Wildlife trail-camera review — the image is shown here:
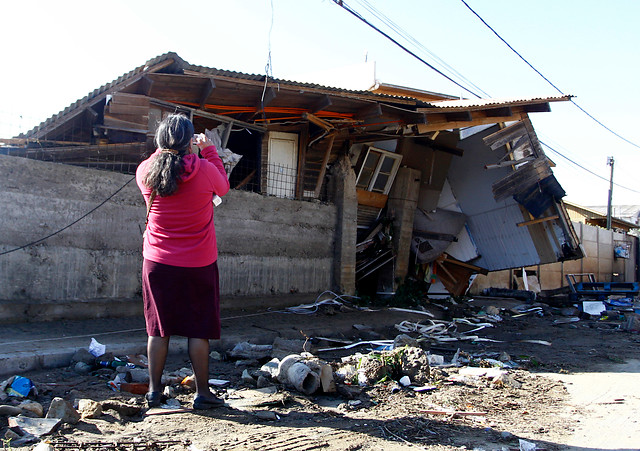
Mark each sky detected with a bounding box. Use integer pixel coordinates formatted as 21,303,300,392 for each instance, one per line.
1,0,639,208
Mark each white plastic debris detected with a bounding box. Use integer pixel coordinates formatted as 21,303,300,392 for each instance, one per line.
519,439,537,451
399,376,411,386
89,338,106,357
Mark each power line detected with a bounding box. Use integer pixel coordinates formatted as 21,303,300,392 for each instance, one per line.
332,0,482,98
540,140,640,194
460,0,640,150
0,176,137,257
352,0,491,97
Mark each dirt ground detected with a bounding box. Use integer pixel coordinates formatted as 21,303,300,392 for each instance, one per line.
2,297,640,451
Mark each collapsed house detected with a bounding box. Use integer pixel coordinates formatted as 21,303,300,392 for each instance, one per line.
0,52,583,310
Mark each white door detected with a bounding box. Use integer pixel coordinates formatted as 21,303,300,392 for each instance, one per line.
267,132,298,198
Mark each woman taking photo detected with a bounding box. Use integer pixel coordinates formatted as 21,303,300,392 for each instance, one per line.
136,114,230,409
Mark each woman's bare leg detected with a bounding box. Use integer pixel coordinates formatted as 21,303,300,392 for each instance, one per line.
188,337,214,397
147,335,170,393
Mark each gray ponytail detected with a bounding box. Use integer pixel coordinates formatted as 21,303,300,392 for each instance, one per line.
143,114,195,197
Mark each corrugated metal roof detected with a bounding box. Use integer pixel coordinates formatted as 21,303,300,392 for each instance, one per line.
427,95,573,110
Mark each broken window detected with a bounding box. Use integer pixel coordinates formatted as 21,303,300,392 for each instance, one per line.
355,147,402,195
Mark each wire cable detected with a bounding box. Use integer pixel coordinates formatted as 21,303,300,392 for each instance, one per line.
0,176,136,257
540,140,640,194
352,0,491,98
332,0,482,98
460,0,640,150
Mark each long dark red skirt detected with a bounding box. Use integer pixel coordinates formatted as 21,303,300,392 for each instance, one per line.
142,259,221,339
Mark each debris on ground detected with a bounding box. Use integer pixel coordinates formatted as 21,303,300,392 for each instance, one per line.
2,291,639,449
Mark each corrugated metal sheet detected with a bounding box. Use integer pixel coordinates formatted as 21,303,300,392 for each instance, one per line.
447,124,566,271
427,95,572,110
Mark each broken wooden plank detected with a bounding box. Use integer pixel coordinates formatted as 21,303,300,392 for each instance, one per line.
492,159,553,200
482,121,528,150
302,112,334,131
485,156,535,170
517,215,560,227
356,189,388,209
313,133,336,198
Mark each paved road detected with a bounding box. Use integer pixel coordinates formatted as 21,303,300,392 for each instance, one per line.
543,360,640,450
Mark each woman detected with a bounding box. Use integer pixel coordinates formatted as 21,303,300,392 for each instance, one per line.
136,114,230,409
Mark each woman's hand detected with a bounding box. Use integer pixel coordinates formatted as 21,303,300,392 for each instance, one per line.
193,133,215,151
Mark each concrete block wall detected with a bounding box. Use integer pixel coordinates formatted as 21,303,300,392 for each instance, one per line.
0,155,338,322
215,189,336,296
0,155,144,305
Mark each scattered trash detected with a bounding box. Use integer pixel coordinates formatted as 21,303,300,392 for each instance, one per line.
8,416,61,438
282,291,360,315
519,438,537,451
582,301,606,315
208,378,231,388
89,338,106,358
3,375,36,398
553,317,580,325
399,376,411,386
120,383,150,395
413,385,438,392
271,337,308,360
428,354,445,366
623,313,640,332
229,342,273,360
420,409,487,417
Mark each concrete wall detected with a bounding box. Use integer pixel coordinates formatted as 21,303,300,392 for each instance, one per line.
470,221,638,293
0,155,337,321
215,190,336,296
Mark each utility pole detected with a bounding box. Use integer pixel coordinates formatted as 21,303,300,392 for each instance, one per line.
606,156,614,230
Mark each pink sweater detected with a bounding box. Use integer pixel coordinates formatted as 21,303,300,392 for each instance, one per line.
136,146,230,268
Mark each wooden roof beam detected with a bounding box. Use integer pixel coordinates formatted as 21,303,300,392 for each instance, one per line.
198,79,216,109
485,106,513,117
523,103,551,113
310,95,332,113
139,76,154,97
355,103,383,120
414,112,522,133
444,111,473,122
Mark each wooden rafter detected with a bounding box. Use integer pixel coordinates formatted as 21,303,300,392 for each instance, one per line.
313,133,336,198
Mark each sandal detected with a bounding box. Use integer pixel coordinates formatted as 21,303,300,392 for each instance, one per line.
145,391,164,408
193,394,225,410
